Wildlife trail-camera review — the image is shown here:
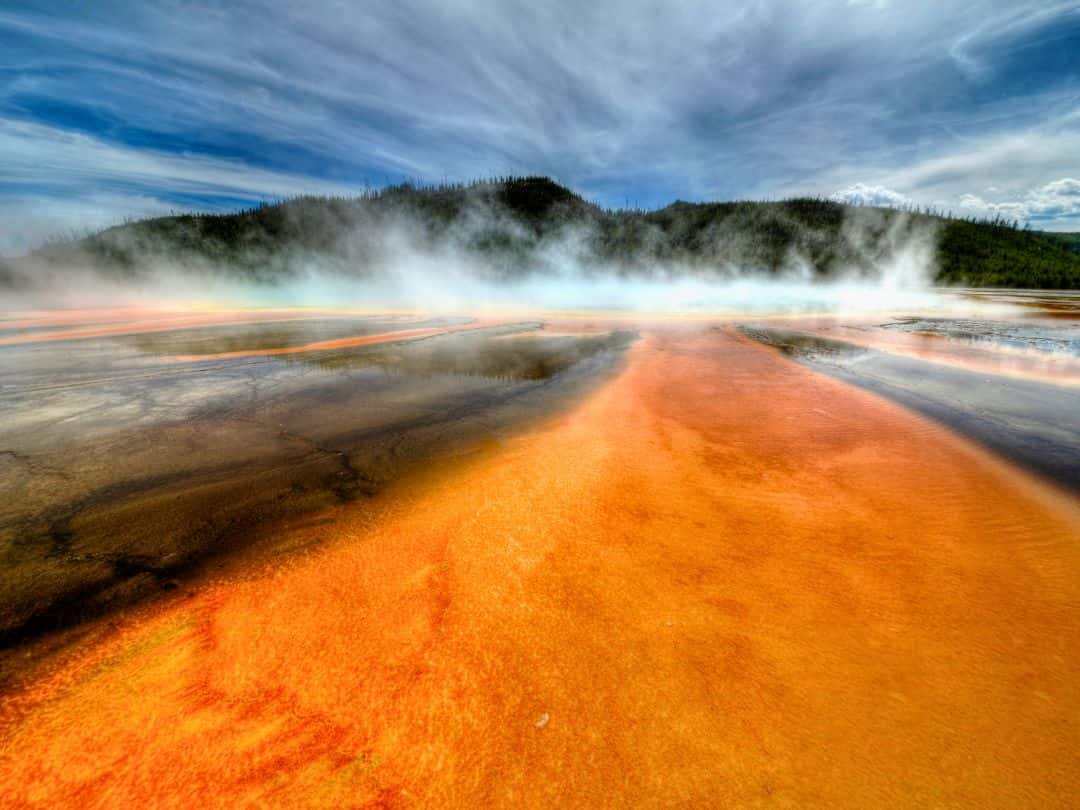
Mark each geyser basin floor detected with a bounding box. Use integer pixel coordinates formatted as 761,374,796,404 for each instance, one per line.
2,322,1078,807
0,312,635,644
740,325,1080,490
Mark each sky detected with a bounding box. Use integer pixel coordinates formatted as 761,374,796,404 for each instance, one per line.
1,0,1079,254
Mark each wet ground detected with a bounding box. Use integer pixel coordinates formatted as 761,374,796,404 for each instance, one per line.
0,312,635,644
0,292,1078,807
739,325,1080,490
737,291,1080,494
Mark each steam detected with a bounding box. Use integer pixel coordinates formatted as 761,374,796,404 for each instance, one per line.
0,193,954,316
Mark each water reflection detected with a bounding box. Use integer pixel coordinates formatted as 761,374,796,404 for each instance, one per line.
0,313,636,644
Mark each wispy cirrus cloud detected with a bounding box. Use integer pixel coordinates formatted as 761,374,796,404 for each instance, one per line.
1,0,1079,252
0,118,362,253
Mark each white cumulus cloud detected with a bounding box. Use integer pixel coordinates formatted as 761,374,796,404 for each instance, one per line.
829,183,911,208
957,178,1080,226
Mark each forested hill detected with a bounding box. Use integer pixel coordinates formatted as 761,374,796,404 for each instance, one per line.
1043,232,1080,257
12,177,1080,289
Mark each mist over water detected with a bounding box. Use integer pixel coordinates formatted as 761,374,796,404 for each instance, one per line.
1,208,972,316
0,265,957,318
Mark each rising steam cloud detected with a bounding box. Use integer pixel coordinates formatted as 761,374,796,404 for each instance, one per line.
1,188,949,316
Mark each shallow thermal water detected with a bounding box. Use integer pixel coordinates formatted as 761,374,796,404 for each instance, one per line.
738,318,1080,489
881,316,1080,356
0,312,635,643
0,290,1078,807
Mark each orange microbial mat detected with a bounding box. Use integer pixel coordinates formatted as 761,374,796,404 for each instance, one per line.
1,326,1079,808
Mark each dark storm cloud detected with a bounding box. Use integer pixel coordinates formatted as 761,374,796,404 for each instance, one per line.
1,0,1079,252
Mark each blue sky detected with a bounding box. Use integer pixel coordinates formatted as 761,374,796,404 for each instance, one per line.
1,0,1079,253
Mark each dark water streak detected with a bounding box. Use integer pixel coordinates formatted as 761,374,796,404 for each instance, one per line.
0,322,636,648
741,326,1080,493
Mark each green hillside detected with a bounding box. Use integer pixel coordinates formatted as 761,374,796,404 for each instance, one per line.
16,177,1080,289
1042,232,1080,256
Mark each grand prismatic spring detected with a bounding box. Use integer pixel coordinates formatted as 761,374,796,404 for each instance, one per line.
5,3,1080,806
0,292,1078,807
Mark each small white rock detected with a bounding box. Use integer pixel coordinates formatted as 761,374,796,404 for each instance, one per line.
535,712,550,729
